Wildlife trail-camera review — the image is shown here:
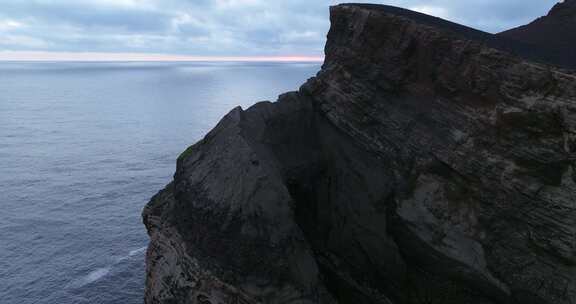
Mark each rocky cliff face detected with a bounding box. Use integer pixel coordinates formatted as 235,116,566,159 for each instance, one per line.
143,4,576,304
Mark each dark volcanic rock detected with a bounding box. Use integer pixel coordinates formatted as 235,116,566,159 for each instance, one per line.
143,3,576,304
498,0,576,69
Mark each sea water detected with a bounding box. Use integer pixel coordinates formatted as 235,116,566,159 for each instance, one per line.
0,61,320,304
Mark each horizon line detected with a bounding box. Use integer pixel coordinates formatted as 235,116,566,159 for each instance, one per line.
0,51,325,62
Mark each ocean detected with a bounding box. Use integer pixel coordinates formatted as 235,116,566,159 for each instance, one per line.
0,61,321,304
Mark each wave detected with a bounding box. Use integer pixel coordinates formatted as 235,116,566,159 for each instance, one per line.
67,267,110,289
68,246,147,289
129,246,147,257
83,268,110,285
117,246,147,262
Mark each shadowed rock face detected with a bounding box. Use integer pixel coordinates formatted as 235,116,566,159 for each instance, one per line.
143,3,576,304
498,0,576,69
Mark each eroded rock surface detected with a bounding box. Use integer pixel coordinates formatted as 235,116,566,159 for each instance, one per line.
144,4,576,304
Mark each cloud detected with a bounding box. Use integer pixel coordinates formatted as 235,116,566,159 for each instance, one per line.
0,19,25,31
409,5,450,19
1,35,49,48
0,0,561,56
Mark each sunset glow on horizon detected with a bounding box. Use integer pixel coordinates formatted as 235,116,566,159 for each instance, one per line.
0,51,325,62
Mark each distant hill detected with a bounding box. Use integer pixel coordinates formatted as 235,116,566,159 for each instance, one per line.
498,0,576,69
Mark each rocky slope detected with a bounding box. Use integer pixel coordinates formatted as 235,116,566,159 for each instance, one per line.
143,3,576,304
498,0,576,69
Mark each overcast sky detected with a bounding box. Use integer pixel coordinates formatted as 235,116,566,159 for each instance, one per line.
0,0,560,59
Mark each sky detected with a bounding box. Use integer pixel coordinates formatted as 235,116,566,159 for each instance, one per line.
0,0,561,61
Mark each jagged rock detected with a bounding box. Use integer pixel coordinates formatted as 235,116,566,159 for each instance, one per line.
143,3,576,304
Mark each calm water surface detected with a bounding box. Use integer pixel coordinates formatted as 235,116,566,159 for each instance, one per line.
0,61,321,304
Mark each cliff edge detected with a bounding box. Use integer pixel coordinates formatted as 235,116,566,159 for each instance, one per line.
143,3,576,304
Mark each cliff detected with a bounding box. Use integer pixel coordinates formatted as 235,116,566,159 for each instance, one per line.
143,3,576,304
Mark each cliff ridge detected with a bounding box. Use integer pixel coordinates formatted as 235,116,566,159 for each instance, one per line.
143,3,576,304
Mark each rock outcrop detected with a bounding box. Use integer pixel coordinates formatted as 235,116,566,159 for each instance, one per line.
143,3,576,304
